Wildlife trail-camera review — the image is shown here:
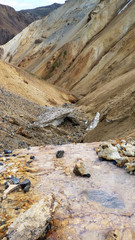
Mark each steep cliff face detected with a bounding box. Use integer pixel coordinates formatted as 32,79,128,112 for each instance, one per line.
0,3,61,45
1,0,135,141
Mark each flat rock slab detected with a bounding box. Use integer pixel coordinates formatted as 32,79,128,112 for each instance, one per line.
34,106,73,127
8,195,57,240
1,143,135,239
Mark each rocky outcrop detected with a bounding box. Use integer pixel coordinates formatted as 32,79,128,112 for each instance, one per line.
34,106,74,127
96,139,135,174
0,142,135,239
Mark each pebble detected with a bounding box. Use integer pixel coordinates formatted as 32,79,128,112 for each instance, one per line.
20,179,31,193
15,207,19,210
30,155,35,160
10,176,20,184
12,154,17,157
0,161,3,166
23,184,31,193
4,149,12,154
73,160,91,178
4,176,11,180
5,181,10,189
27,160,33,164
0,220,5,226
56,150,64,158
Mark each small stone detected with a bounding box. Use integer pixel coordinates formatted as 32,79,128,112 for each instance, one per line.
30,155,35,160
23,184,31,193
10,176,20,184
0,220,5,226
15,207,19,210
64,167,71,176
4,149,12,154
5,181,10,189
0,161,3,166
62,103,69,107
73,160,91,178
27,160,33,164
4,176,11,180
12,154,17,157
20,179,31,193
56,150,64,158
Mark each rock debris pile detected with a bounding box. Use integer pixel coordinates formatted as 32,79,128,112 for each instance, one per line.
97,138,135,174
0,88,89,151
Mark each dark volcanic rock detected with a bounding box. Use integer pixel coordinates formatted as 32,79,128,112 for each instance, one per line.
10,176,20,185
4,149,12,154
20,179,31,193
56,150,64,158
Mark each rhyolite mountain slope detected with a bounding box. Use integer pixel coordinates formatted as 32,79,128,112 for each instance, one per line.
0,3,61,45
19,3,62,20
1,0,135,141
0,59,74,106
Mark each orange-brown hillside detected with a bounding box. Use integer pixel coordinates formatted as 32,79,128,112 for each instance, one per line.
0,60,74,106
1,0,135,141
